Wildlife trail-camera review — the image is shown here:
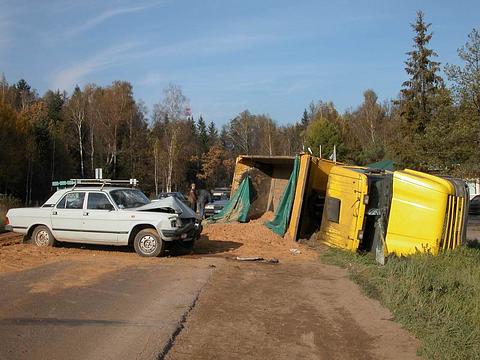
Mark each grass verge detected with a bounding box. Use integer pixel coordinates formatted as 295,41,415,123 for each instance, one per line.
320,245,480,359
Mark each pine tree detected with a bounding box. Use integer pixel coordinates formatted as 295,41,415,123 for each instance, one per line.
400,11,443,134
207,121,218,146
300,109,309,129
197,115,209,153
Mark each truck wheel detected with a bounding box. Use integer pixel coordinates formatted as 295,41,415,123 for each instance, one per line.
32,225,55,247
134,229,164,257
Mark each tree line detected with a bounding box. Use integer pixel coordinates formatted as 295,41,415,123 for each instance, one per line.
0,11,479,204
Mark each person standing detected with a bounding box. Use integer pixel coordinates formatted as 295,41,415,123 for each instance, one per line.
197,188,212,219
187,183,197,212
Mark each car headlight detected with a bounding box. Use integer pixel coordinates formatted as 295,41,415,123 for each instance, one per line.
169,216,179,227
205,205,214,210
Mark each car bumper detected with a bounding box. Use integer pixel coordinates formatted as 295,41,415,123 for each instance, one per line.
161,222,203,241
4,225,13,232
205,208,223,218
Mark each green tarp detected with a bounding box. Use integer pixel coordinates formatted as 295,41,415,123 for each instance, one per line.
264,156,300,237
207,176,252,223
367,159,394,171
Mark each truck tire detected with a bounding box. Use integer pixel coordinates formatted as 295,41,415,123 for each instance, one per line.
134,229,164,257
32,225,55,247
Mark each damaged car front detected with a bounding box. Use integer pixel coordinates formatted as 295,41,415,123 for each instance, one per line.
134,195,203,247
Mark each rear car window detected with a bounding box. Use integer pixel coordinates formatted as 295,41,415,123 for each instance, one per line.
87,193,113,210
326,197,341,223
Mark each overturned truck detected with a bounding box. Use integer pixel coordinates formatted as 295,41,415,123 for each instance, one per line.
231,154,469,259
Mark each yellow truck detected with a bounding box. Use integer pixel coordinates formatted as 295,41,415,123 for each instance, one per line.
231,154,469,259
317,166,469,261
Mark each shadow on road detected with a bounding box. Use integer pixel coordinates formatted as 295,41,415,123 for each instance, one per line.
53,234,243,257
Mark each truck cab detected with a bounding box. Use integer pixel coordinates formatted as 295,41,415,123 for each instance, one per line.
318,166,469,258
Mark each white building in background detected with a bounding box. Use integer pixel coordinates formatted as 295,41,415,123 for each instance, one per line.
466,179,480,199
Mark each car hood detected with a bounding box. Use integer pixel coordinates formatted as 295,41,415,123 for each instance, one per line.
135,197,200,220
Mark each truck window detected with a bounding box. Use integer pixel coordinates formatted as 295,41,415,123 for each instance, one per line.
326,197,341,223
87,193,113,210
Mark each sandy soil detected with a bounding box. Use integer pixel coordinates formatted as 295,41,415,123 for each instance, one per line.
0,213,315,274
166,261,420,360
0,220,421,359
196,213,317,262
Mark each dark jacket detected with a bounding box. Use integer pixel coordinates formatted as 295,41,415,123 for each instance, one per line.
197,189,212,205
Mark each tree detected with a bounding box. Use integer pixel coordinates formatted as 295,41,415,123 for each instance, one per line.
0,103,24,195
227,110,255,155
43,90,66,183
256,115,278,156
399,11,443,134
445,28,480,172
445,28,480,117
304,115,345,159
300,109,309,129
65,86,87,177
423,88,474,174
152,84,191,192
197,116,209,153
198,145,234,189
207,121,218,146
344,90,387,163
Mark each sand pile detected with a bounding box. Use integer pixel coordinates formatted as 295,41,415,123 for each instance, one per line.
195,212,317,262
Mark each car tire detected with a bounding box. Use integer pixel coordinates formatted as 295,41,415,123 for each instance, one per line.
134,229,164,257
32,225,55,247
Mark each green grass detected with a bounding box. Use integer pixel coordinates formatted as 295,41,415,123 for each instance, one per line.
321,245,480,359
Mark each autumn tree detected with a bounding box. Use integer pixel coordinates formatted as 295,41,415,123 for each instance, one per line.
445,28,480,118
198,145,235,189
65,86,87,177
343,90,387,163
152,84,191,193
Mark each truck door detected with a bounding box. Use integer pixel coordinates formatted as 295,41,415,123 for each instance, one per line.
318,167,367,251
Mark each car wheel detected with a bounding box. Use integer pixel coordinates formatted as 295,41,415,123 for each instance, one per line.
32,225,55,247
134,229,164,257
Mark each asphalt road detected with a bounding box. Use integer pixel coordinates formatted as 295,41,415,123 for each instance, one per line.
0,257,217,360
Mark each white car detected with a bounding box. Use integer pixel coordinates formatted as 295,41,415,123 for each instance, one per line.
5,186,202,257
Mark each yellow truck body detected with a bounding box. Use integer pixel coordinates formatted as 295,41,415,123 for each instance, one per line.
232,154,336,241
231,154,468,256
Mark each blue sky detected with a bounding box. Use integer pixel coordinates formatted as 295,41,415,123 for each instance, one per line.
0,0,478,125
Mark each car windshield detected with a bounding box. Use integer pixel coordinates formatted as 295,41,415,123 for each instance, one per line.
110,189,150,209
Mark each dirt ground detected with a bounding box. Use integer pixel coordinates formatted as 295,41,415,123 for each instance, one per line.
0,213,316,274
167,261,419,360
0,217,420,359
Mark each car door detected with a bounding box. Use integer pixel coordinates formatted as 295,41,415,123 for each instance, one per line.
51,191,86,242
80,192,120,244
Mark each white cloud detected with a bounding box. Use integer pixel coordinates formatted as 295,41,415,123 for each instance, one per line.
51,42,137,90
50,31,281,91
65,2,161,37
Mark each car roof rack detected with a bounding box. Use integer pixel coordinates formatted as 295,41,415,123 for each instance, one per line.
52,178,139,190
